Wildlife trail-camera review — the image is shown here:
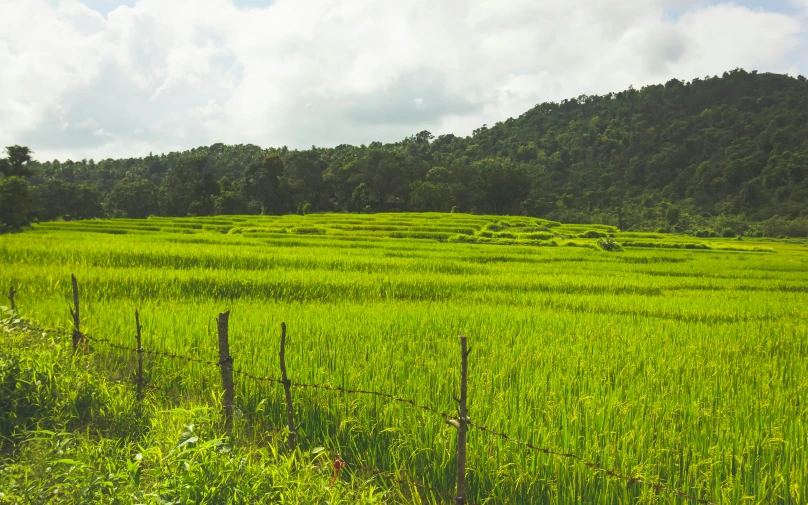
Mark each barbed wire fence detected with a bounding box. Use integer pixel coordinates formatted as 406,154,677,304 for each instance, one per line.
4,277,716,505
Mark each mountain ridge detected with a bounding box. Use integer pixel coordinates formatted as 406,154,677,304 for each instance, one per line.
2,68,807,237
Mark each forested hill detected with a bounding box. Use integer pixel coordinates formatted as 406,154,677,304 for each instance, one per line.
2,68,807,236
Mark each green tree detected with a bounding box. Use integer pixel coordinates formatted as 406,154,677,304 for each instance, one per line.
214,191,248,215
354,149,408,211
408,167,464,212
666,205,681,226
473,158,529,214
106,178,160,218
160,155,216,216
241,153,283,214
0,146,34,177
282,150,326,211
351,183,369,212
34,181,104,221
0,177,33,232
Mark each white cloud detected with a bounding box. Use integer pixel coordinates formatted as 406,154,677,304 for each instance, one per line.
0,0,804,161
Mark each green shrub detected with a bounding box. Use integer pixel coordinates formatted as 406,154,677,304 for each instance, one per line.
0,311,150,446
762,216,808,238
292,227,325,235
597,238,623,252
0,311,397,504
579,230,606,239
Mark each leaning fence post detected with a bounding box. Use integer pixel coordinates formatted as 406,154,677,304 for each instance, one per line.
217,311,234,430
8,286,15,311
451,335,470,505
279,322,297,450
135,309,144,401
70,274,81,351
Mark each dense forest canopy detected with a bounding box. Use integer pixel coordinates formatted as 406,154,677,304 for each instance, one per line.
2,68,807,237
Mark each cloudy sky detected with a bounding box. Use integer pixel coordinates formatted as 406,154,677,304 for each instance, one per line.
1,0,807,162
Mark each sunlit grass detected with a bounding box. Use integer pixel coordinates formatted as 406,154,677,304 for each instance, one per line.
1,212,806,504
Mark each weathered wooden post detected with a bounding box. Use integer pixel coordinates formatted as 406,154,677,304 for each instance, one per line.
70,274,81,351
135,309,144,401
450,335,470,505
217,311,234,430
279,322,297,450
8,286,15,311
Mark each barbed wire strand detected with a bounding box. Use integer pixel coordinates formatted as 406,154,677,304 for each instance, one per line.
53,327,713,504
210,409,472,504
80,333,452,416
292,381,453,418
468,421,714,505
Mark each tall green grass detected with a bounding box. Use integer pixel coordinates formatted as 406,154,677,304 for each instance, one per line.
0,311,402,504
1,213,806,504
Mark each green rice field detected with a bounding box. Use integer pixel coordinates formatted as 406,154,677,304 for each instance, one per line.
1,213,807,504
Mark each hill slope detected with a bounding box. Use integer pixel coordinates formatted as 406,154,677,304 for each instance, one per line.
2,68,807,236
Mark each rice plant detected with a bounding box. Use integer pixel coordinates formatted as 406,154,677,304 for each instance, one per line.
1,212,806,504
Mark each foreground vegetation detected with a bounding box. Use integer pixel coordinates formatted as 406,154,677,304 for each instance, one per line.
1,212,807,504
3,69,808,236
0,310,402,504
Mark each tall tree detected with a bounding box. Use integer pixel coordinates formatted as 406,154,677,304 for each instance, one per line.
0,177,33,232
106,178,160,218
34,181,104,221
241,153,284,214
354,148,409,211
0,146,34,177
160,155,217,216
282,149,326,211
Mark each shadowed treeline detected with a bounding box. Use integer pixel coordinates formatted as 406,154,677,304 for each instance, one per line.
2,69,808,236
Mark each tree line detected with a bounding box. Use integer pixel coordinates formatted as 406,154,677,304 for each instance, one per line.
2,68,807,237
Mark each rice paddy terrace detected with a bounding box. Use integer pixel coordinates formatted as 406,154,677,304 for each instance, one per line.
2,213,807,504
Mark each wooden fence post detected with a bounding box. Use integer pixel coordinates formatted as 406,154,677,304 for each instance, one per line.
135,309,144,401
279,322,297,450
453,335,470,505
217,311,234,430
8,286,15,311
70,274,81,351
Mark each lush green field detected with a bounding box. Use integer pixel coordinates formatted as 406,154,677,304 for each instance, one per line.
2,213,807,504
